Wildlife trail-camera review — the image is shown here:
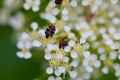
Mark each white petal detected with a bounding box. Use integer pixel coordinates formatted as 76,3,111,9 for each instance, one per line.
70,60,79,67
24,52,32,59
83,51,91,58
64,46,71,52
62,57,69,63
64,25,71,32
16,51,24,58
17,41,24,49
70,0,77,7
32,6,39,12
32,40,42,47
48,76,55,80
34,0,40,5
101,67,109,74
111,0,118,4
56,76,62,80
21,32,30,40
86,66,93,73
69,71,77,78
68,40,75,47
93,60,101,68
25,41,32,49
31,22,38,30
62,7,69,15
23,3,30,10
46,67,53,74
58,66,66,73
71,52,78,59
44,53,52,60
54,69,61,76
80,37,86,44
56,53,63,59
47,44,54,51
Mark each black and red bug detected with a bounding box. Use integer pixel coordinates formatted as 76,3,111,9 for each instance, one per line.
59,38,68,49
55,0,63,5
86,13,95,23
45,25,56,38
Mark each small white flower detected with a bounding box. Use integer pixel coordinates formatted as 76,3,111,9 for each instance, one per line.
46,67,53,74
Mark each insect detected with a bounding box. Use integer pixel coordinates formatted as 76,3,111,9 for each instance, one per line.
55,0,63,5
45,25,56,38
59,38,68,49
86,13,95,23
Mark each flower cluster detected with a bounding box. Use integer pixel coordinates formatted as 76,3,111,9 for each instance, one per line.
1,0,120,80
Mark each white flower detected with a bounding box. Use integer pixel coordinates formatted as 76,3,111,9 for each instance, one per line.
23,0,41,12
